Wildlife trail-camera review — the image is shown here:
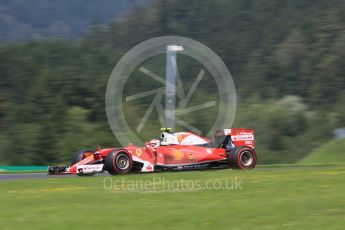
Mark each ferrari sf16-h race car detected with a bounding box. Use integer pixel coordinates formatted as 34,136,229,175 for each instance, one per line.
48,128,257,176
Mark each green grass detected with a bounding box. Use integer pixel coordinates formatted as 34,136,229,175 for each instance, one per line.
1,166,345,229
299,138,345,165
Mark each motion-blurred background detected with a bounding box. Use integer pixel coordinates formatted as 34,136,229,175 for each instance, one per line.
0,0,344,165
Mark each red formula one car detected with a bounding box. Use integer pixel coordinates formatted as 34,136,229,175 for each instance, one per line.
48,128,257,176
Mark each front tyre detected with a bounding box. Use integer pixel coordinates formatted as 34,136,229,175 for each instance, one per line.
228,146,257,169
71,150,93,165
71,150,96,176
105,150,133,175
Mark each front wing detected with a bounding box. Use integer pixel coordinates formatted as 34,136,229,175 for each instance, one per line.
48,164,104,175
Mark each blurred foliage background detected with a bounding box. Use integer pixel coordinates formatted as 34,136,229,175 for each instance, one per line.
0,0,344,165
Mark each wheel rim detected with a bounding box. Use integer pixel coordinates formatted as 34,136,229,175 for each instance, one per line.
115,153,130,170
239,150,254,167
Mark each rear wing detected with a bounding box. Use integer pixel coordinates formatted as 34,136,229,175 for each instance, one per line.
218,128,255,148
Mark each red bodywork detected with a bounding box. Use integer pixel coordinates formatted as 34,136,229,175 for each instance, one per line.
48,128,255,175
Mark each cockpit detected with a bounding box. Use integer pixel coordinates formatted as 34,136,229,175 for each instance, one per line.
159,129,209,146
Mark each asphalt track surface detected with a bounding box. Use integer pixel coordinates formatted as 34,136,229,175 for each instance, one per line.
0,166,335,181
0,172,111,180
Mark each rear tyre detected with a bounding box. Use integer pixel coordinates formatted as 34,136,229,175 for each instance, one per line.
71,150,96,176
228,146,257,169
105,149,133,175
